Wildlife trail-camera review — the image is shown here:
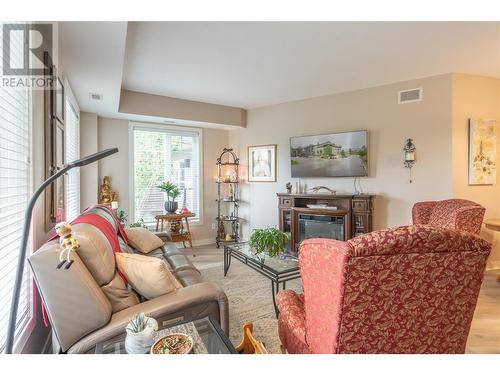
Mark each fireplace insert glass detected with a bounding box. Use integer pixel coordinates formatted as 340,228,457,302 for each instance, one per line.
298,213,345,243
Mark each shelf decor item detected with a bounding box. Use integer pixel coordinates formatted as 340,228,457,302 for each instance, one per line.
249,227,289,258
157,181,181,213
216,148,240,248
125,313,158,354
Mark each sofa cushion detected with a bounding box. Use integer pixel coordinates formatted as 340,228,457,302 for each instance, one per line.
101,273,140,313
125,228,164,254
115,252,182,299
174,269,203,286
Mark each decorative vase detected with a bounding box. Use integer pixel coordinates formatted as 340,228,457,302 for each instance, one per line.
164,201,178,213
125,317,158,354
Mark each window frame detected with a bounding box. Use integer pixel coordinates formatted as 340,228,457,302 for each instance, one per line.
128,122,204,227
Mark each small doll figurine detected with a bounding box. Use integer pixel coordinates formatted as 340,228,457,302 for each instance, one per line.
286,182,292,194
55,222,80,270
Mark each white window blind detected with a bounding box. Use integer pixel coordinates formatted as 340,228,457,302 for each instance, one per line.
65,101,80,221
0,23,33,352
132,124,201,225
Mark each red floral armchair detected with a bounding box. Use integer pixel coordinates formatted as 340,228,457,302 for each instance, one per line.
276,225,491,354
412,199,485,235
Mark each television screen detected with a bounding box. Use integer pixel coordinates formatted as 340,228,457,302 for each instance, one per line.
290,130,368,178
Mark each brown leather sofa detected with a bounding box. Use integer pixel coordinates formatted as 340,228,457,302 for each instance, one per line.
28,207,228,353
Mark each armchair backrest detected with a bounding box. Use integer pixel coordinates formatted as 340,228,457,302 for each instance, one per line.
412,199,485,235
299,225,491,353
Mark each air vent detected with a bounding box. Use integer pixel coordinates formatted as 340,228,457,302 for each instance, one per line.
89,93,103,101
398,88,422,104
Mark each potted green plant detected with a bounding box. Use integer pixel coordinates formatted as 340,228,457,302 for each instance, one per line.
157,181,181,213
116,208,127,226
249,227,289,258
130,218,148,229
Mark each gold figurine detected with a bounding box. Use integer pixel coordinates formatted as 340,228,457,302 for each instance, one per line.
99,176,116,204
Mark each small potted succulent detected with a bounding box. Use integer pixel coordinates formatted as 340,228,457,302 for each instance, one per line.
249,227,289,258
125,313,158,354
157,181,181,213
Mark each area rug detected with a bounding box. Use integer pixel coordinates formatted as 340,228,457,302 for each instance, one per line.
199,260,302,354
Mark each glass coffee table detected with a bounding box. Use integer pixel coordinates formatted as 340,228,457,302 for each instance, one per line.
92,316,236,354
223,242,301,317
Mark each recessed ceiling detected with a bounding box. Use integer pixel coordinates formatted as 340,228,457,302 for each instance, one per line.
61,21,500,117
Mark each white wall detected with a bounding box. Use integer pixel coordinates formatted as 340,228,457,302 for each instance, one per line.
95,117,229,244
229,74,454,238
451,73,500,269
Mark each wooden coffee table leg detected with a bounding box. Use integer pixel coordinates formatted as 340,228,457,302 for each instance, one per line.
155,218,159,232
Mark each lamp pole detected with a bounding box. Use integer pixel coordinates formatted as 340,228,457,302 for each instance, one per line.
4,148,118,354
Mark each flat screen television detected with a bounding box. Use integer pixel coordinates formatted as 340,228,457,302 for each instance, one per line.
290,130,368,178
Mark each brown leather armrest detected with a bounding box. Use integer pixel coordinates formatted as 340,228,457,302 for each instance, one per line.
67,282,229,353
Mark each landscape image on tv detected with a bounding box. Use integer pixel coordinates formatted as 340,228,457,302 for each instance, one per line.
290,130,368,177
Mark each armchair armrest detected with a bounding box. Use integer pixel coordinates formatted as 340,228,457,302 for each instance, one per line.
455,206,486,235
67,282,229,353
299,238,350,354
412,201,437,225
153,231,172,242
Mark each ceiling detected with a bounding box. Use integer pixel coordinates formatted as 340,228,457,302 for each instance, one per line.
60,21,500,120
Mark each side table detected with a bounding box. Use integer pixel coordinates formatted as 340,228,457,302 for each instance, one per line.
155,212,195,248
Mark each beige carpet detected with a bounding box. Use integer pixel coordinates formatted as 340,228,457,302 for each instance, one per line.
186,246,301,354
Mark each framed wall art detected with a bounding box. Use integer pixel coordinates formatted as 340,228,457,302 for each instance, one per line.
248,144,277,182
468,118,497,185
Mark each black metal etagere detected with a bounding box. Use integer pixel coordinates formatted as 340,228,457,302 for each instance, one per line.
216,148,240,248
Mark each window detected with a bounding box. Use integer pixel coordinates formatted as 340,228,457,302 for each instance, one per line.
65,99,80,221
131,123,202,225
0,24,33,352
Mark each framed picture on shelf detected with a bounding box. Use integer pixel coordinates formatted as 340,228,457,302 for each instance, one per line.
248,144,277,182
468,118,497,185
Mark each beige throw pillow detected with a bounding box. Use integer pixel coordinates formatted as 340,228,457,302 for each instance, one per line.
125,227,164,254
115,252,182,299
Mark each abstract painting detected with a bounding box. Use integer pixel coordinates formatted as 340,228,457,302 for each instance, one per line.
469,118,497,185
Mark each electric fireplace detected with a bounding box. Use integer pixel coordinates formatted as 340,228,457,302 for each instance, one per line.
297,213,345,243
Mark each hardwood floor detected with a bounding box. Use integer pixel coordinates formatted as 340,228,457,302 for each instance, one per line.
466,270,500,353
185,244,500,354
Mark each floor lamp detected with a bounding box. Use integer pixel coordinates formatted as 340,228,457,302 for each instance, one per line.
4,147,119,354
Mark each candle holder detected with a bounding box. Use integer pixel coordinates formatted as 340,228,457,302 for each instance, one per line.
403,138,416,183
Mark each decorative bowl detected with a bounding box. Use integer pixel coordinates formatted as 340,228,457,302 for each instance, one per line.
150,333,194,354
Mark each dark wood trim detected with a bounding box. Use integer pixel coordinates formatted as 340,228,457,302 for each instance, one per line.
277,193,374,255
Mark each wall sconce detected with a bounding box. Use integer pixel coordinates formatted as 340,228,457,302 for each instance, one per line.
403,138,416,183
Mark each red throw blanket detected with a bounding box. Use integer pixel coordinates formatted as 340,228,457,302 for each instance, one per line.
43,207,129,327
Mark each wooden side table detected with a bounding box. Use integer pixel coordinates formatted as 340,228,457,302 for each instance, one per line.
484,218,500,282
155,212,195,248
